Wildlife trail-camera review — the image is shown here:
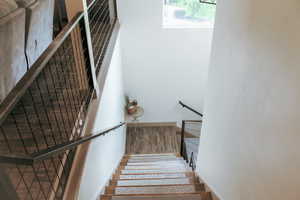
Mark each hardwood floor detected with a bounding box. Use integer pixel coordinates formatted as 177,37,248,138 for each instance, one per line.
126,125,180,154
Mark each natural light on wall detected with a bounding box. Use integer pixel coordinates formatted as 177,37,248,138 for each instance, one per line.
163,0,216,28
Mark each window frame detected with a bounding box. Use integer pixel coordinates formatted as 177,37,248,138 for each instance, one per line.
162,0,216,29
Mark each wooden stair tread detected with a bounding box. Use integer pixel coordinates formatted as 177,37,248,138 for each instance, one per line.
125,153,178,157
101,192,212,200
117,172,193,180
106,184,205,195
102,154,212,200
112,177,199,186
126,155,177,159
126,156,178,160
126,158,183,163
124,161,187,166
124,164,187,170
121,169,192,174
111,176,196,181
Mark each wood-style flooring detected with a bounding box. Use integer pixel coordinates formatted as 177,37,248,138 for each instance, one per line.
126,126,180,154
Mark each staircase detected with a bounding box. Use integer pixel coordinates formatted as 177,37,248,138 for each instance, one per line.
101,153,212,200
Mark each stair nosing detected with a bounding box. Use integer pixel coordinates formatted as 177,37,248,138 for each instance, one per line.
102,192,207,197
108,183,202,188
118,172,192,175
102,191,209,195
111,177,197,181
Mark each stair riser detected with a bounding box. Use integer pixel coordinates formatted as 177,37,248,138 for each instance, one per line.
105,184,205,195
109,178,200,186
113,172,194,180
124,153,180,158
126,158,183,163
120,169,191,174
124,161,186,165
120,161,186,167
101,193,212,200
125,157,178,161
123,164,187,170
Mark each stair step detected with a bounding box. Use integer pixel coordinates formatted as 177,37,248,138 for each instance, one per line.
127,158,183,163
112,178,198,186
104,154,210,200
123,164,186,170
127,153,178,157
126,156,178,160
101,192,212,200
121,169,191,174
117,173,193,180
106,184,205,195
125,160,186,166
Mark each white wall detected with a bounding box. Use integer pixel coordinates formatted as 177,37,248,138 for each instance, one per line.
117,0,213,122
78,34,126,200
197,0,300,199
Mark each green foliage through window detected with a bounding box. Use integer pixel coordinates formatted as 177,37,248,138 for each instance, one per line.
167,0,216,21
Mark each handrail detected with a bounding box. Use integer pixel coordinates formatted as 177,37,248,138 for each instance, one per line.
183,120,202,123
189,152,196,171
180,120,202,157
0,122,125,165
179,101,203,117
199,0,216,5
0,12,84,125
180,119,201,171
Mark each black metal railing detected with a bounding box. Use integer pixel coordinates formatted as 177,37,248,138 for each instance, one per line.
179,101,203,171
0,12,94,200
179,100,203,117
180,119,202,166
189,152,196,170
0,123,125,165
88,0,117,75
180,120,202,171
199,0,217,5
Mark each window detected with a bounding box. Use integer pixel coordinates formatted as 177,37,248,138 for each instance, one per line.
163,0,216,28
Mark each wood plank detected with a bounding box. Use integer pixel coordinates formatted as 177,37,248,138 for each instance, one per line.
113,172,194,180
110,177,200,186
101,192,212,200
105,184,205,195
125,126,180,154
127,122,177,127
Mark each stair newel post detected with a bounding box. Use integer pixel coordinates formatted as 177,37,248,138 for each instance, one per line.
180,120,185,158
